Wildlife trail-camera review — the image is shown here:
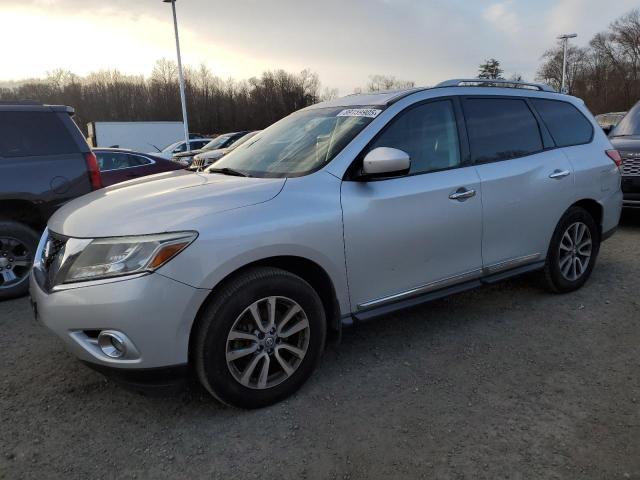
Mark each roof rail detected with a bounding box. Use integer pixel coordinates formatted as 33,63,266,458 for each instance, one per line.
436,78,556,93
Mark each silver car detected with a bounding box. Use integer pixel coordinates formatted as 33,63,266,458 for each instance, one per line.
30,79,623,409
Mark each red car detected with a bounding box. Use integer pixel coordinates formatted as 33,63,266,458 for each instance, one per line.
94,148,186,187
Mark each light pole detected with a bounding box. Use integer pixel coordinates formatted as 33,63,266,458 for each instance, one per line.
557,33,577,94
163,0,190,151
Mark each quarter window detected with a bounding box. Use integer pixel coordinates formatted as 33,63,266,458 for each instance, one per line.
368,100,461,175
463,98,543,163
531,99,593,147
0,111,77,158
96,152,151,171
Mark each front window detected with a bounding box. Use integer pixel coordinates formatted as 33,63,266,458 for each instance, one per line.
211,107,380,177
611,104,640,137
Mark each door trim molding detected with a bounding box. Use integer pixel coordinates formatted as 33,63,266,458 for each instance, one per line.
357,269,483,311
356,252,542,312
482,253,541,275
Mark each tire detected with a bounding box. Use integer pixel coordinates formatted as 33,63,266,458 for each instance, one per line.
0,221,40,301
193,267,326,409
543,206,600,293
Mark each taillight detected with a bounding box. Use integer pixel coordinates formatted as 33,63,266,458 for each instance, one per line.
84,152,103,190
606,149,623,168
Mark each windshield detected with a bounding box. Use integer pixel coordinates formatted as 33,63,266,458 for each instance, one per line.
211,107,380,178
161,140,182,153
611,104,640,137
203,135,232,151
228,131,259,151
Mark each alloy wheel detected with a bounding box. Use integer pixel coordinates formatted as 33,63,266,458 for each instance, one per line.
558,221,592,282
0,237,32,290
225,296,310,390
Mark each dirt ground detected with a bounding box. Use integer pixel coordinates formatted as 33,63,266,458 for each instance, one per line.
1,211,639,480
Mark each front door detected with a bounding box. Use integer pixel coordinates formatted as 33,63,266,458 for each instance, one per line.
341,99,484,311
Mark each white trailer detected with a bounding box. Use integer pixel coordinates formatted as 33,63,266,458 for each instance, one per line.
86,121,186,152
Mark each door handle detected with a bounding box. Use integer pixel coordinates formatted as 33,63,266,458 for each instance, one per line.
549,169,570,179
449,187,476,201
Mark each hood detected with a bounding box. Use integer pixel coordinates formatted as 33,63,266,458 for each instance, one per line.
173,148,206,158
49,170,286,238
610,135,640,152
198,148,228,160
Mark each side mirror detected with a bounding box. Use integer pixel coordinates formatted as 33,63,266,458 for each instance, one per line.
361,147,410,177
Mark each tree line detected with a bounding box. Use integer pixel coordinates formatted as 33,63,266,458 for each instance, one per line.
0,60,322,136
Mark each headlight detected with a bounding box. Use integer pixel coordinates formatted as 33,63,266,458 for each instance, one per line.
60,232,197,284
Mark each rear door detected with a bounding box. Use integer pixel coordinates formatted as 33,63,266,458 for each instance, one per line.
462,96,575,271
341,99,484,311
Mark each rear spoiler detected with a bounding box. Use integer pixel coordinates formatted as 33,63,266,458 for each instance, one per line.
48,105,75,115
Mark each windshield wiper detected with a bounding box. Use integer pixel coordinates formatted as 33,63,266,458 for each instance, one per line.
206,167,249,177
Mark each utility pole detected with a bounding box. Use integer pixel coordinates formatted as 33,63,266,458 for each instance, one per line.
557,33,577,94
163,0,190,150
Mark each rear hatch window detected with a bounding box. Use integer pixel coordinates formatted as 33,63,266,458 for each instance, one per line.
0,111,78,157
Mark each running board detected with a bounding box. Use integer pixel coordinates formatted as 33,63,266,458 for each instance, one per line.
347,260,545,323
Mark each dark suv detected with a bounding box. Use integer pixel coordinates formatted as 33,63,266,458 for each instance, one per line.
0,102,101,299
609,102,640,208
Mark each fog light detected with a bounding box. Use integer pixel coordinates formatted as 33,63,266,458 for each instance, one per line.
98,331,127,358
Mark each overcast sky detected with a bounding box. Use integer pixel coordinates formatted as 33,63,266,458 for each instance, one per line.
1,0,638,94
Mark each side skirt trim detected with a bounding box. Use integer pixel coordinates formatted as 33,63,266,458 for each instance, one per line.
348,260,545,324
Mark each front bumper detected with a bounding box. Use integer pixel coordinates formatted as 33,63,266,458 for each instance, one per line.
30,272,210,370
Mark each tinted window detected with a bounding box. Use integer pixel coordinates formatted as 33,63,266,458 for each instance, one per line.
532,99,593,146
463,98,542,163
126,154,152,166
96,152,150,171
611,102,640,137
369,100,460,175
0,111,77,158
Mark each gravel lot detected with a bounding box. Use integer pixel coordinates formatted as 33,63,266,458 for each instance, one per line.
1,211,639,480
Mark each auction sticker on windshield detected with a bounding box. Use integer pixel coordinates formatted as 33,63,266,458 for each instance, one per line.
337,108,382,118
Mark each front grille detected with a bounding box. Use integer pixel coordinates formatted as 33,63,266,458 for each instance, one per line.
191,157,205,169
620,152,640,176
34,231,68,292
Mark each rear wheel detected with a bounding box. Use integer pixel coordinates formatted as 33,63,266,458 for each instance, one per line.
543,207,600,293
194,267,326,409
0,221,39,300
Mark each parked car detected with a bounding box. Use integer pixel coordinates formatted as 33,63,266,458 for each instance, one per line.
31,79,622,408
94,148,186,187
609,102,640,208
191,131,260,170
172,131,251,166
0,102,101,300
152,138,212,159
595,112,626,134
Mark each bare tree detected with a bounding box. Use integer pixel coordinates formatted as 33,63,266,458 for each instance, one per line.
536,8,640,113
364,74,415,92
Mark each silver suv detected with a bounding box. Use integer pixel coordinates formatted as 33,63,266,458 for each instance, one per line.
30,79,623,409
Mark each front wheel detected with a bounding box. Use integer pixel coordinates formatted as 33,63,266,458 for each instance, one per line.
543,206,600,293
193,267,326,409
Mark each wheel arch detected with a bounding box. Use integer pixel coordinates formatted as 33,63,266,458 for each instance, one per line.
188,255,343,363
0,199,46,231
570,199,603,237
